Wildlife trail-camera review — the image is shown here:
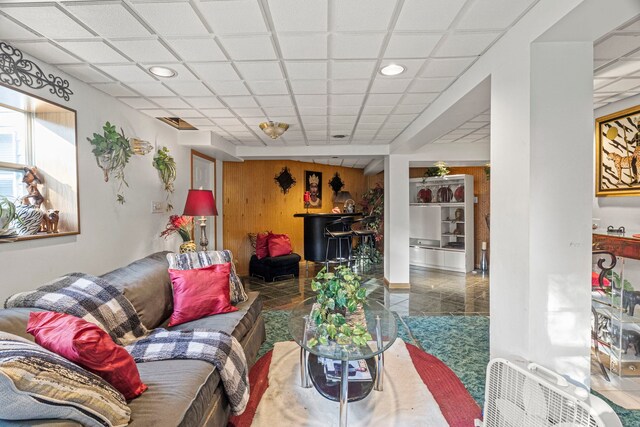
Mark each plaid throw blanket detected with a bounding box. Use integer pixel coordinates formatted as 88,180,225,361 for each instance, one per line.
5,273,249,415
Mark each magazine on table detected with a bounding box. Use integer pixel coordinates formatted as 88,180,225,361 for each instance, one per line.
319,357,372,382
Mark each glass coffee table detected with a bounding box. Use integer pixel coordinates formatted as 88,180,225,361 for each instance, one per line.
289,298,397,427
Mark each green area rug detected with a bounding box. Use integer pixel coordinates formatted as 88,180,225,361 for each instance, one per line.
260,310,638,426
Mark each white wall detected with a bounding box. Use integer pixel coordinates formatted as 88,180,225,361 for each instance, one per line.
0,52,191,302
593,93,640,231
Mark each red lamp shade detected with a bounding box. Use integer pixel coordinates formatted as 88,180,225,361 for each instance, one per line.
183,189,218,216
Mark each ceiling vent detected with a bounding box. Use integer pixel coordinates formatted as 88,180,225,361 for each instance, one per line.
157,117,197,130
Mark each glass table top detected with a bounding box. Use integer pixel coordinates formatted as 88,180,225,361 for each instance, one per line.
289,297,398,361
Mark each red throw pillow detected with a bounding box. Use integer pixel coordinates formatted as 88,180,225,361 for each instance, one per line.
268,233,293,257
168,262,238,327
592,271,611,287
255,232,271,259
27,311,147,400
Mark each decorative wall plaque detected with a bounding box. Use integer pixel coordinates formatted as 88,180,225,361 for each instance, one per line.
328,172,345,195
0,41,73,101
275,166,296,194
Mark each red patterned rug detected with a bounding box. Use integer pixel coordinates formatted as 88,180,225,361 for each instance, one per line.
229,340,481,427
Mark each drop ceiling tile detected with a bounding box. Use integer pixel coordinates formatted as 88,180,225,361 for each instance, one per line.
362,105,393,114
57,41,128,64
359,115,387,124
108,39,176,63
366,93,402,106
306,130,328,137
387,114,417,123
2,5,93,39
186,118,215,126
200,108,235,118
331,115,357,124
191,62,241,81
459,121,487,130
421,57,475,77
356,123,382,131
379,58,426,78
0,15,40,39
118,97,158,109
393,104,425,114
434,33,499,57
165,38,226,61
242,117,267,126
380,122,409,130
262,107,298,117
10,41,81,65
65,3,150,38
163,80,213,96
595,35,640,60
305,125,327,132
279,34,328,60
330,79,370,94
290,80,328,94
384,33,442,59
184,97,224,108
256,95,293,107
199,0,268,34
132,2,208,36
330,106,360,115
222,96,259,108
594,78,617,90
127,82,175,97
98,64,155,82
596,60,640,78
370,78,412,93
57,64,113,83
330,33,385,59
331,60,376,79
234,108,265,116
221,126,251,133
457,0,534,30
330,94,365,106
170,109,203,118
247,80,289,95
395,0,465,31
410,77,455,93
151,64,198,81
92,83,138,97
219,35,277,60
285,61,328,79
298,107,327,115
140,109,171,118
268,0,328,32
303,115,327,123
598,78,640,93
471,113,490,122
207,81,249,96
236,62,284,80
331,0,396,32
296,95,327,107
214,118,243,127
149,97,190,109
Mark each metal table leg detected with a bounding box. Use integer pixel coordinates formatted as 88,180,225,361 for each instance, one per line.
340,356,349,427
300,315,311,388
374,315,384,391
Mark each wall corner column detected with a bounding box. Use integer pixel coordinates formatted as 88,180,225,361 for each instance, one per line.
384,154,410,287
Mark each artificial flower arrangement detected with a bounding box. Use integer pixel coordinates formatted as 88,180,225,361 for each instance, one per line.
160,215,193,242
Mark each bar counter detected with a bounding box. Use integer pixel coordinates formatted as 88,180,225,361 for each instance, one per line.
293,212,361,262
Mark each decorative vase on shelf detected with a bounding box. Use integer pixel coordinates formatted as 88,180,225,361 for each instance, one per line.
180,240,196,254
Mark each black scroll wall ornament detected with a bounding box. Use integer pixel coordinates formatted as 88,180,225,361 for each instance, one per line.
329,172,345,195
0,41,73,101
274,166,296,194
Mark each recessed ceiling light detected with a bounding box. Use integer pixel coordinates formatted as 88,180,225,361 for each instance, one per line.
380,64,405,76
148,66,177,78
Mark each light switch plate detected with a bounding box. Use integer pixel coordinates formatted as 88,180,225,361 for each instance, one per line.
152,201,165,213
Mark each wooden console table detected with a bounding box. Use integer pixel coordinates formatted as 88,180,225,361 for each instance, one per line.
593,232,640,261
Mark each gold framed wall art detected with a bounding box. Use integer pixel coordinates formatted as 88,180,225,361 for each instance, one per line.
595,104,640,197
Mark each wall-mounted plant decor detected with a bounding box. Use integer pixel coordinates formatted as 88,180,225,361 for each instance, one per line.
328,172,345,195
153,146,177,211
274,166,296,194
87,122,133,204
0,41,73,101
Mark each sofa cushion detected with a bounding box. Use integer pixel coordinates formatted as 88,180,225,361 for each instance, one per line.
100,252,173,330
258,253,302,267
0,332,131,427
0,307,41,341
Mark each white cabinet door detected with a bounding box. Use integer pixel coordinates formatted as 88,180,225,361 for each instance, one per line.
410,246,426,266
425,248,444,267
444,251,465,271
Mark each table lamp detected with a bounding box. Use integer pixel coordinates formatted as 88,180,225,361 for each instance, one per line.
334,191,355,213
183,189,218,251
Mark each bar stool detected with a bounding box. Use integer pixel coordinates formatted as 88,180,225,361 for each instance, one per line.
351,216,377,271
324,217,354,269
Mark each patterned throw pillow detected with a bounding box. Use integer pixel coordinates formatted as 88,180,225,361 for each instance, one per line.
0,332,131,427
166,250,249,304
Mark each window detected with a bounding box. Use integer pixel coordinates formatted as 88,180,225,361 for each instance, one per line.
0,105,28,200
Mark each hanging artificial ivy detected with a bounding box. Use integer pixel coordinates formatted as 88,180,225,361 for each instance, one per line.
153,146,177,211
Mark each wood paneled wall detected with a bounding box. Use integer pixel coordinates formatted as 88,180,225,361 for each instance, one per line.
409,167,490,268
223,160,368,275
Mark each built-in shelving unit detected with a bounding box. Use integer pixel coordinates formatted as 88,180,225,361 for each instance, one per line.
409,175,474,272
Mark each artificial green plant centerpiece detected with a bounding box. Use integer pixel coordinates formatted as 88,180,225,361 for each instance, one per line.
152,146,177,211
87,122,133,204
307,266,372,348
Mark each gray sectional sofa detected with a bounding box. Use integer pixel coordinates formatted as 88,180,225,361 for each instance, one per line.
0,252,266,426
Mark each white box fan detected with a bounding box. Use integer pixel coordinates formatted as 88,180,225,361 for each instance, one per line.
476,358,622,427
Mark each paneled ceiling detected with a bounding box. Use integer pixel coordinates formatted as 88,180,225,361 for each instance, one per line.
1,1,638,165
0,0,540,151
